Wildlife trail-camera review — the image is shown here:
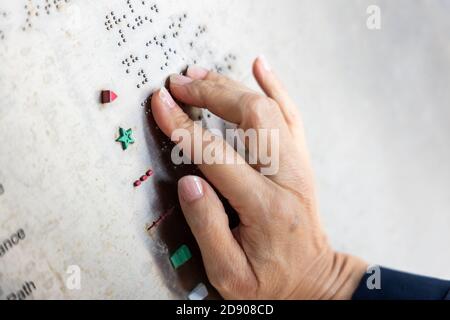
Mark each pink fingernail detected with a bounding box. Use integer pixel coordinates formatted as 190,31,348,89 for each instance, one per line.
179,176,204,202
170,74,194,86
258,55,271,72
187,65,209,79
159,87,176,109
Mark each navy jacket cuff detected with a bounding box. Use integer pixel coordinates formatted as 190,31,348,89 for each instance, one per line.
352,267,450,300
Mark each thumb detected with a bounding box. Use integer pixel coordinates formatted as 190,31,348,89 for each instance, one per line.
178,175,256,297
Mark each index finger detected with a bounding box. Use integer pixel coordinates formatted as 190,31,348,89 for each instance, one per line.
151,87,270,225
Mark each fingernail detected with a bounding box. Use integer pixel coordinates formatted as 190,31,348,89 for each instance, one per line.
170,74,193,86
179,176,204,202
258,55,271,72
159,87,176,109
187,65,209,79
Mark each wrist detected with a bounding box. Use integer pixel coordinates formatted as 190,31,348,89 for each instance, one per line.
290,249,367,300
323,251,368,300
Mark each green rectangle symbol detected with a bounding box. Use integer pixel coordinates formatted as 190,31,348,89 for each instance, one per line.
170,244,192,269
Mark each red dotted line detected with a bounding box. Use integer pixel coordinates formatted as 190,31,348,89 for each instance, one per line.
147,207,174,231
133,169,153,187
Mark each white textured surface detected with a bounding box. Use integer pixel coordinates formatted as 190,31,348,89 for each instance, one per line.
0,0,449,299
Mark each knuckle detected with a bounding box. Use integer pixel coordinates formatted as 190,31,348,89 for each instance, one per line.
205,70,230,82
195,208,228,238
269,191,299,225
205,71,220,82
186,79,203,97
173,110,193,131
244,94,267,110
191,80,215,102
242,94,279,126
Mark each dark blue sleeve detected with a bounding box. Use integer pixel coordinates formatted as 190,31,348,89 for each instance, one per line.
352,267,450,300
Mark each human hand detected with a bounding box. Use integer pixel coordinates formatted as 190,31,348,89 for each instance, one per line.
151,56,367,299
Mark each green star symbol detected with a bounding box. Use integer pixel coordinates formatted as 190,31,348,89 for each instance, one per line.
116,127,135,150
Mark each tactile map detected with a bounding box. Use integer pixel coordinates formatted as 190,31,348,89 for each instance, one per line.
2,0,450,300
0,0,249,299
